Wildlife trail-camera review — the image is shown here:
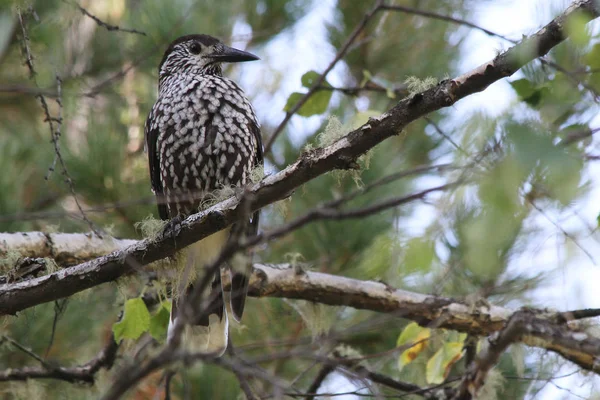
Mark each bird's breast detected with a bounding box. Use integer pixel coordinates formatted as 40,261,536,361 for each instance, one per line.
154,75,258,215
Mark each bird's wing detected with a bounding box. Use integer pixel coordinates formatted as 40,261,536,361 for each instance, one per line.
229,116,263,322
249,117,263,236
144,111,170,220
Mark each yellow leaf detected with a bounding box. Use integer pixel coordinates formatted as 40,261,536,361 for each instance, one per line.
397,322,431,371
426,342,465,384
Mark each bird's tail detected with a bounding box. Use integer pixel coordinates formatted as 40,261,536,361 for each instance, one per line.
228,210,260,321
228,255,251,322
167,230,230,355
167,275,228,355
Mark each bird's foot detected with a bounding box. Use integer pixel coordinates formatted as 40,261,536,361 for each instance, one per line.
162,214,184,239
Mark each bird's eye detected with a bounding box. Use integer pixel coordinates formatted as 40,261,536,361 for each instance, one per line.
189,42,202,55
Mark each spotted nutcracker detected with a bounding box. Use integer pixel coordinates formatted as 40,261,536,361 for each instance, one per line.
145,34,262,354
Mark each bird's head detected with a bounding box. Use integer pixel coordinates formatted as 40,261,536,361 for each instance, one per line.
158,34,259,80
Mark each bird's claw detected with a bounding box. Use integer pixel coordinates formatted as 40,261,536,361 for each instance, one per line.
162,214,184,239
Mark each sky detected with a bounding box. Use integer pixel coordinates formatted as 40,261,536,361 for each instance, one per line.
237,0,600,398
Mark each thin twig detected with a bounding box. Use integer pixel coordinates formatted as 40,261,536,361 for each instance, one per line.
528,198,596,264
317,81,407,97
244,182,458,251
560,126,600,146
0,333,119,383
2,335,55,369
264,0,385,154
71,1,146,36
17,8,101,236
558,308,600,321
424,117,468,156
0,84,58,97
380,4,516,43
227,343,259,400
45,298,69,357
453,311,528,400
305,365,335,400
540,58,600,101
352,365,458,399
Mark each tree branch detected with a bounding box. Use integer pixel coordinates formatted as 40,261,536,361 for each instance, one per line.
0,333,119,383
3,233,600,377
451,309,585,400
0,232,137,266
351,364,457,399
71,1,146,36
380,4,515,42
305,364,335,400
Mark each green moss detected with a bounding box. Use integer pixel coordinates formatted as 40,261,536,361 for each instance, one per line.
43,257,59,274
0,250,21,274
285,300,337,340
318,116,345,148
134,215,168,240
41,224,60,234
198,186,236,212
404,75,438,96
250,164,265,183
334,344,363,360
273,197,292,218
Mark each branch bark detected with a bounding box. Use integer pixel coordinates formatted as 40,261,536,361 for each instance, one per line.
2,232,600,376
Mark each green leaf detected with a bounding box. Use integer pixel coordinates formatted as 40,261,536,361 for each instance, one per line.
545,151,583,205
426,342,465,384
510,79,536,98
403,237,435,274
112,298,151,343
565,12,592,47
397,322,430,372
283,70,333,117
584,44,600,69
509,79,547,107
284,91,332,117
355,233,394,280
149,302,171,343
301,70,324,88
360,69,373,87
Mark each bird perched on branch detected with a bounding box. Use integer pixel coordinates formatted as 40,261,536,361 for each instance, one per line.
145,34,262,355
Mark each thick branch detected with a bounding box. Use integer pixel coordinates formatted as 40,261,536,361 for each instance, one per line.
3,233,600,376
2,0,596,317
0,232,136,266
248,265,600,376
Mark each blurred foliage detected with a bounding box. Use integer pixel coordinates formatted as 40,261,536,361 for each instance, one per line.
284,70,333,116
1,0,600,399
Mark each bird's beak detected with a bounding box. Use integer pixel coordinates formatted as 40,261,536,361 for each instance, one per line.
210,46,260,63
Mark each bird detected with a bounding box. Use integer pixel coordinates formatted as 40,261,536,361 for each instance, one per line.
144,34,262,355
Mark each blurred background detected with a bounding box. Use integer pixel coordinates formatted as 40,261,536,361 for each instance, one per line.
1,0,600,398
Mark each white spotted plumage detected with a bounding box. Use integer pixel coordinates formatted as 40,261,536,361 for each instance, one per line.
144,34,262,355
